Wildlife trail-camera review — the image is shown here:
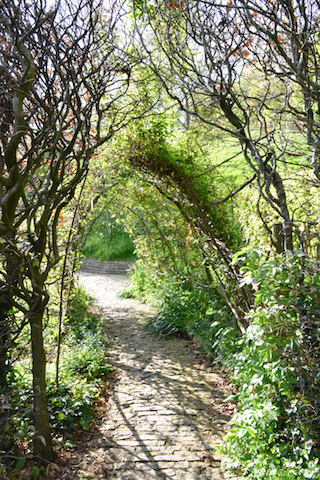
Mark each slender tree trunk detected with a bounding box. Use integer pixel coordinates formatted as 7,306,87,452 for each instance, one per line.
30,295,53,461
0,302,10,389
56,174,87,386
273,223,284,254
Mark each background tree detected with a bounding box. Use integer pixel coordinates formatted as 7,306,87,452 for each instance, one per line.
133,0,320,253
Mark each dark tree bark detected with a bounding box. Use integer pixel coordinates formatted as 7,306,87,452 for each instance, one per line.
30,292,53,460
273,223,284,255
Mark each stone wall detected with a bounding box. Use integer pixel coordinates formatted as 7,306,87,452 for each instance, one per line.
79,258,133,275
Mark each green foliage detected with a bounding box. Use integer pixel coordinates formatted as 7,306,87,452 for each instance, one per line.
6,372,33,445
8,367,102,447
120,260,160,303
121,117,243,249
6,284,111,453
82,213,136,261
8,457,26,478
47,378,99,432
147,276,238,359
221,249,320,479
65,285,102,340
31,466,40,479
61,337,111,380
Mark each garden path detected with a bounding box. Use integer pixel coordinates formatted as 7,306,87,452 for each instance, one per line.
76,266,239,480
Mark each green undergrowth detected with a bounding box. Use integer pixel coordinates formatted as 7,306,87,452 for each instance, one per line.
123,261,239,360
135,250,320,479
6,285,112,459
147,277,239,361
119,260,160,304
220,249,320,479
82,213,136,261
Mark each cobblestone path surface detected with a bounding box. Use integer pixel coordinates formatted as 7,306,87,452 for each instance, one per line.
78,271,238,480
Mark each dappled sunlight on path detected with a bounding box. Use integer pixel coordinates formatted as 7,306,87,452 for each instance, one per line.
77,271,239,480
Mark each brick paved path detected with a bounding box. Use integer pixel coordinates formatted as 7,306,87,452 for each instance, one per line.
78,271,239,480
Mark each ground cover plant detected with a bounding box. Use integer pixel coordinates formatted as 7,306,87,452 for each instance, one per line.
1,285,112,478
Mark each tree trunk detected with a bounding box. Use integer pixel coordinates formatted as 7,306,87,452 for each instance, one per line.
0,303,10,389
30,296,53,461
283,220,293,253
272,223,284,254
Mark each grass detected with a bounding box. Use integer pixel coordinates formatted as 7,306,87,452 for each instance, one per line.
82,213,136,262
83,233,136,261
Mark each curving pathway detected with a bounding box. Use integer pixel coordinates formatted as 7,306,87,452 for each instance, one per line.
77,267,239,480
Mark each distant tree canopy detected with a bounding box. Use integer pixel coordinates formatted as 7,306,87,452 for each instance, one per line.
133,0,320,252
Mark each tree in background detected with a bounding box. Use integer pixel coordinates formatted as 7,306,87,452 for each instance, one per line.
133,0,320,254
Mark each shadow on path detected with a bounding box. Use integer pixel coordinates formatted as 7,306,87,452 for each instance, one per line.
75,272,238,480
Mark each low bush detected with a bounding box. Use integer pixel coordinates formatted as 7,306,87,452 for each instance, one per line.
120,260,160,304
47,378,100,433
146,276,238,360
65,285,102,340
61,337,111,380
220,249,320,479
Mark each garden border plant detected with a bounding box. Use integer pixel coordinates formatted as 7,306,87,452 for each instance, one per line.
220,248,320,479
3,284,113,477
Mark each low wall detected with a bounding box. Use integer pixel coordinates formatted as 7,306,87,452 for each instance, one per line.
79,258,133,275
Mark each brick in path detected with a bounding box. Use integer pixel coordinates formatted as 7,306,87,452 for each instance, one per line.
77,272,239,480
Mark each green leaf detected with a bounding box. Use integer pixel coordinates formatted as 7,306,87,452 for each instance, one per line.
31,466,40,479
79,405,92,431
9,457,26,477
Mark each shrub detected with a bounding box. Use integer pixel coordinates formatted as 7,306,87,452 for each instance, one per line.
146,276,238,359
47,377,100,432
65,285,101,340
221,249,320,479
120,260,160,303
61,336,111,380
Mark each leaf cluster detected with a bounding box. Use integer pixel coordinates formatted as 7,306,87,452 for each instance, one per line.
222,249,320,479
